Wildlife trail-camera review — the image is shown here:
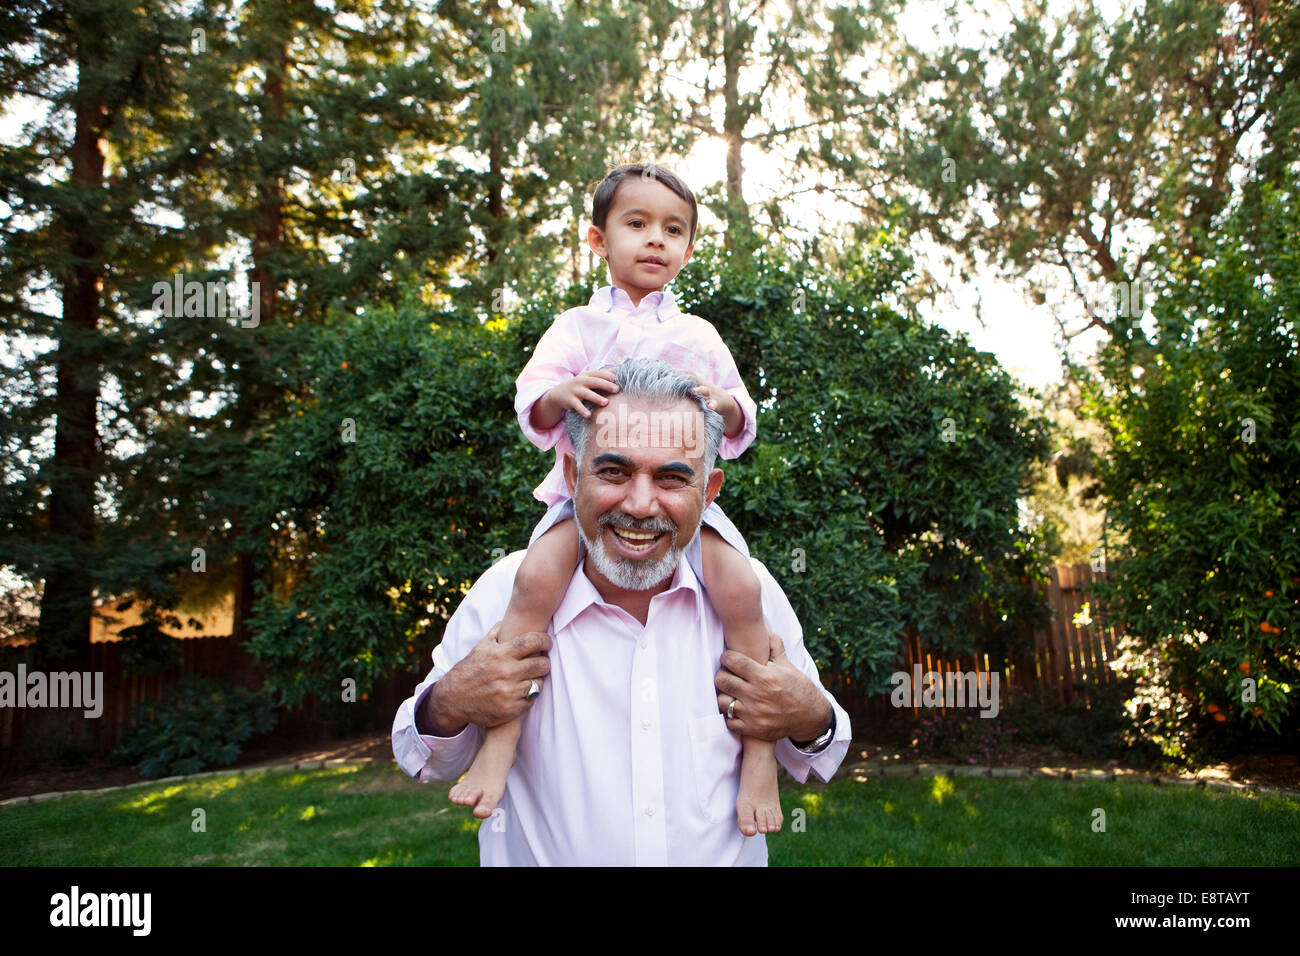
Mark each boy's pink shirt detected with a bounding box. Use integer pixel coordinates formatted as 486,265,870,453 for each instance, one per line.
515,284,759,506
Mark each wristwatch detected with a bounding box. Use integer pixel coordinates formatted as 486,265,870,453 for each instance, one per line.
790,710,836,754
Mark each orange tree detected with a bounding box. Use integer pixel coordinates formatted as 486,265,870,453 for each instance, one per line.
1084,180,1300,763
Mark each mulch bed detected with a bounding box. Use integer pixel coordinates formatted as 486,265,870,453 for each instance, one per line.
3,731,1297,801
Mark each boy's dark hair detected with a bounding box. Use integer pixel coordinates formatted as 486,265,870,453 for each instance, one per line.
592,163,697,244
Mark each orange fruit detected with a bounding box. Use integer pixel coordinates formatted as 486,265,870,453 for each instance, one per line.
1265,590,1274,598
1213,712,1227,722
1207,703,1220,713
341,362,348,369
1239,661,1251,674
1253,707,1264,716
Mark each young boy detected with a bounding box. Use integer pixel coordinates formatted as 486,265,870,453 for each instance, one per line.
449,163,782,837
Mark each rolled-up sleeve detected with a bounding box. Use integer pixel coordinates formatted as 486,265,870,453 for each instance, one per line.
751,560,852,784
392,555,521,782
391,646,485,783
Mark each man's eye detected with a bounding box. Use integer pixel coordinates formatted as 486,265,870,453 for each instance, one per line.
660,474,689,486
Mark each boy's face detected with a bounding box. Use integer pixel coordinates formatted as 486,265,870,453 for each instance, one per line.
588,176,694,305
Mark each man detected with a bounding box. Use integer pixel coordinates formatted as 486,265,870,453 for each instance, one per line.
391,358,851,865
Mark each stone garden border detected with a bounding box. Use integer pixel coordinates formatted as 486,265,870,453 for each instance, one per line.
2,756,1297,808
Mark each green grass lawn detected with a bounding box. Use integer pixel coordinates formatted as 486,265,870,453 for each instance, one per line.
1,762,1296,866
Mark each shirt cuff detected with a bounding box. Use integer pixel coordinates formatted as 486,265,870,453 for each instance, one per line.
774,690,851,785
516,382,564,451
391,683,482,783
716,389,757,458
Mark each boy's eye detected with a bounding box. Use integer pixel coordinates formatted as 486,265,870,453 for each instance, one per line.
628,219,643,228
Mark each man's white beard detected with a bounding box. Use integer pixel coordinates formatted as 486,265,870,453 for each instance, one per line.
579,512,686,591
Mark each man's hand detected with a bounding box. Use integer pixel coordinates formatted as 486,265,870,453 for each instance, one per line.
714,632,832,744
416,622,552,737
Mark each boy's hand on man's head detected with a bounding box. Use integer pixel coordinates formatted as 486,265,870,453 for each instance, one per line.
691,381,743,438
532,370,621,430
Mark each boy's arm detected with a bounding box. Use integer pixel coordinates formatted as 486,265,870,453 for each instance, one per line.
700,323,759,459
515,312,588,452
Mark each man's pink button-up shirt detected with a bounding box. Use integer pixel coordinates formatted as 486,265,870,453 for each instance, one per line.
391,550,852,866
514,285,759,506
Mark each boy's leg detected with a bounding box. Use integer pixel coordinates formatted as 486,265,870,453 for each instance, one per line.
449,518,580,818
700,526,784,837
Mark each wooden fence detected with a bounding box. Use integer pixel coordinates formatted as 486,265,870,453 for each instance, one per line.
848,563,1123,722
2,564,1122,761
0,636,235,756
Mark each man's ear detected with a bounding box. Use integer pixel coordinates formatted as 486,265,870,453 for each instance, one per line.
587,225,608,261
563,452,579,499
703,467,723,510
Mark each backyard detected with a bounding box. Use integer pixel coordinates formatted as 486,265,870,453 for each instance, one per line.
3,758,1296,867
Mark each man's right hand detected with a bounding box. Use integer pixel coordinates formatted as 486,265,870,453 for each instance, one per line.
416,622,552,737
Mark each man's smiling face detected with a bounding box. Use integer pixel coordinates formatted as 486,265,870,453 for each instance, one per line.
587,176,694,305
563,393,722,594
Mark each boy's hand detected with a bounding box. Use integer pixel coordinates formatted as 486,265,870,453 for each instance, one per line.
691,381,743,438
532,370,620,430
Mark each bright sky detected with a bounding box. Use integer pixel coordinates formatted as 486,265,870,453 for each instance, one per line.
665,0,1139,396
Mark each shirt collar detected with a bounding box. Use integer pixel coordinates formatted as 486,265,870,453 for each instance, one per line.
589,285,680,323
552,536,705,633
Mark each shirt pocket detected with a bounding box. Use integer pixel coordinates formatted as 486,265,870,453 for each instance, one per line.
688,713,742,824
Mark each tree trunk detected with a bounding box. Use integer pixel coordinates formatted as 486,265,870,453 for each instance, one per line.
36,79,105,670
229,24,288,691
720,0,752,249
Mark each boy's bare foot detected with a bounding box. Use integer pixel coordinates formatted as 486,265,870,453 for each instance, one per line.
735,742,783,836
449,734,516,818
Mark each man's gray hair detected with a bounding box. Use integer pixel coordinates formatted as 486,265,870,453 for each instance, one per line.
564,357,725,476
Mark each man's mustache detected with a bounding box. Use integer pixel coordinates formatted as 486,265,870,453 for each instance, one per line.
598,513,678,535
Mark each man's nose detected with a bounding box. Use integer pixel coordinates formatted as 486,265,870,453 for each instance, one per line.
620,473,659,517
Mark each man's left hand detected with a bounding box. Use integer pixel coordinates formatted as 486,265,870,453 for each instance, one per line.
715,632,832,743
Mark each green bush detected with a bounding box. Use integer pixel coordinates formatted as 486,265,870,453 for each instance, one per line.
905,679,1161,766
1011,680,1160,765
113,677,278,778
677,237,1055,691
244,235,1055,706
1083,180,1300,761
907,709,1023,764
117,619,184,677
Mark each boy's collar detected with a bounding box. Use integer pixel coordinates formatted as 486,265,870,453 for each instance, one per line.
590,285,680,322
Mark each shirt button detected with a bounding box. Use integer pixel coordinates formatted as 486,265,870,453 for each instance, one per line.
645,806,655,816
639,639,647,649
641,720,651,730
